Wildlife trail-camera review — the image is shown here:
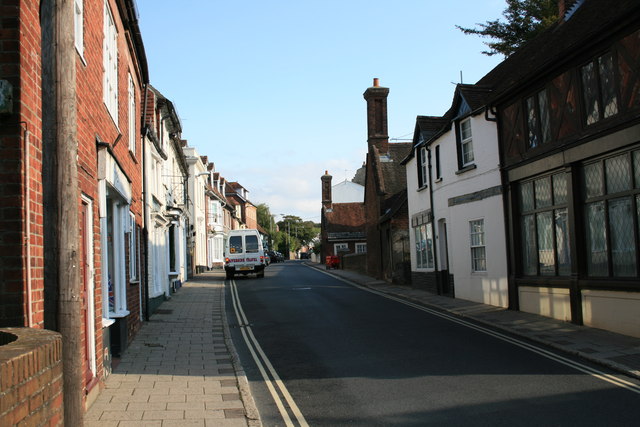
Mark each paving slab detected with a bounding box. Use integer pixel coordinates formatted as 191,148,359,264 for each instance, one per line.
85,271,261,427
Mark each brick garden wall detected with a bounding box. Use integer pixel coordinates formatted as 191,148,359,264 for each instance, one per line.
0,328,63,426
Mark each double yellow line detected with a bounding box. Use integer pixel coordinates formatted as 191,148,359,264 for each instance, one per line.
228,279,310,427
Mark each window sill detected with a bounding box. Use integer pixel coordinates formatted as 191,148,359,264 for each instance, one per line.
417,185,428,192
456,164,477,175
129,279,140,285
107,310,130,319
435,177,443,183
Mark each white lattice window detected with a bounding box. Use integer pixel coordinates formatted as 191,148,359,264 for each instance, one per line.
103,1,118,124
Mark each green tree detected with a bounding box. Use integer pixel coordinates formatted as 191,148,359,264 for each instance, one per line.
457,0,558,57
276,215,320,254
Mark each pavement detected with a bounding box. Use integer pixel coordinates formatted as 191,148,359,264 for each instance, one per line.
85,261,640,426
85,270,261,427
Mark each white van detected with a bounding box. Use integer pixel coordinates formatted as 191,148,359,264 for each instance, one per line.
224,229,267,279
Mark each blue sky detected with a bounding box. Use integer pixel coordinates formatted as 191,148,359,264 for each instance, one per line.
137,0,506,222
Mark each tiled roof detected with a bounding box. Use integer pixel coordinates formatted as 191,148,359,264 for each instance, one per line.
325,203,365,232
478,0,640,100
377,143,412,197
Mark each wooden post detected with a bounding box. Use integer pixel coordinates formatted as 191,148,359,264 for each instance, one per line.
55,0,83,424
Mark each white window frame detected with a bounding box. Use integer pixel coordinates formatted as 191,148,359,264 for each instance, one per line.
74,0,84,56
128,74,136,154
420,147,428,187
103,1,118,125
334,243,348,254
460,118,474,167
470,219,487,272
414,223,434,269
355,243,367,254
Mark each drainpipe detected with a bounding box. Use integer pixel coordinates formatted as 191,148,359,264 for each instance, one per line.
141,85,150,321
22,125,33,327
426,146,440,294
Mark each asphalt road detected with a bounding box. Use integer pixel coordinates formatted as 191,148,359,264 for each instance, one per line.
226,261,640,426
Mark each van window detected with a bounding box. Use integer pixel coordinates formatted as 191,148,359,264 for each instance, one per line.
246,235,259,253
229,235,243,254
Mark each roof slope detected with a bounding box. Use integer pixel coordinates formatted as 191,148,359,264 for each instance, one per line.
478,0,640,100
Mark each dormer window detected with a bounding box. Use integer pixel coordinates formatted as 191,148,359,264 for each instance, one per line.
459,118,474,167
581,52,619,125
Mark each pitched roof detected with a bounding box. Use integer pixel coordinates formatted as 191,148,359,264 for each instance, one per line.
374,143,412,197
324,203,366,232
478,0,640,101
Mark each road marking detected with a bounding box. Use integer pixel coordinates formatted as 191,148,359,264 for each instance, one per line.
229,279,310,427
309,265,640,395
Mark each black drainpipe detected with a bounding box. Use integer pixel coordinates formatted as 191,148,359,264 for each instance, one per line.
426,146,440,295
141,84,150,321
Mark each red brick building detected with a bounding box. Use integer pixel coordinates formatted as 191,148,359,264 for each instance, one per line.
363,79,412,284
0,0,45,329
1,0,148,416
320,171,366,262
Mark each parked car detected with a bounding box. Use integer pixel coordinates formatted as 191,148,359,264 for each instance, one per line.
300,252,310,259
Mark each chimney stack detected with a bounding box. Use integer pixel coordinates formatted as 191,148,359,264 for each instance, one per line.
363,78,389,154
321,170,333,211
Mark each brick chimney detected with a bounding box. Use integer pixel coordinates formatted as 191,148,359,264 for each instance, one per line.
363,78,389,154
321,170,332,210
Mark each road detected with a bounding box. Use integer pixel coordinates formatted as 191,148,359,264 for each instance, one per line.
226,261,640,426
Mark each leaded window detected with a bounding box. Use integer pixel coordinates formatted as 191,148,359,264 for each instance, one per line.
582,151,640,277
526,89,552,148
414,223,434,269
581,52,619,125
520,173,571,276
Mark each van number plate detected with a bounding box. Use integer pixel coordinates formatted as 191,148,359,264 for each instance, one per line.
239,266,252,271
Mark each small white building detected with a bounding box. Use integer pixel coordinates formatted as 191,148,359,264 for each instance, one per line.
332,179,364,203
206,169,227,269
403,84,508,307
143,86,189,312
183,146,209,275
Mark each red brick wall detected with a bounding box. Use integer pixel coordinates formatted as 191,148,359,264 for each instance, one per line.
0,0,45,328
74,0,145,384
0,328,63,426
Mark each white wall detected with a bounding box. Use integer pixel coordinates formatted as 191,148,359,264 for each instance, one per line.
405,110,508,307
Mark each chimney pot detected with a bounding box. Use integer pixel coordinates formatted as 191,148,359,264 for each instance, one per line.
373,78,379,87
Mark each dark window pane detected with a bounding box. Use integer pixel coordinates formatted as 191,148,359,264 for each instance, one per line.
605,154,631,194
522,214,537,275
586,202,608,276
537,212,555,276
229,235,243,254
520,181,535,212
535,177,552,208
538,90,552,143
527,96,539,148
553,173,568,205
599,53,618,118
555,208,571,276
245,235,259,253
581,62,600,125
584,163,604,199
609,197,636,277
634,151,640,189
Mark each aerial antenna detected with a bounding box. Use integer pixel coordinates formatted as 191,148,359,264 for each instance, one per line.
460,70,463,84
